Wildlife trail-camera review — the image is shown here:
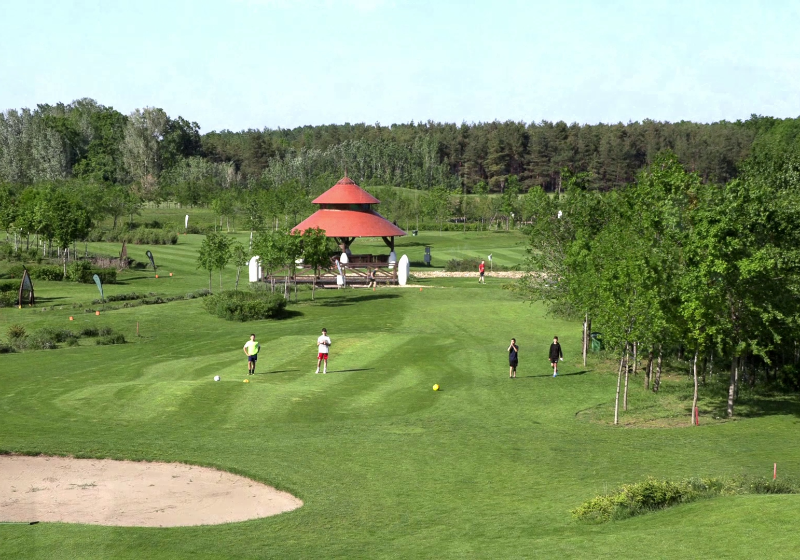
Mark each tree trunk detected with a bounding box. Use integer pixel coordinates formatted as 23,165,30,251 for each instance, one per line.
235,267,241,291
692,349,699,426
623,343,630,412
727,354,737,417
208,271,212,292
632,342,638,376
653,344,663,392
645,348,653,390
614,346,626,425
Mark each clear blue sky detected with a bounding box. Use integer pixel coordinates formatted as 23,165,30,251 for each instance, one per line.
2,0,798,132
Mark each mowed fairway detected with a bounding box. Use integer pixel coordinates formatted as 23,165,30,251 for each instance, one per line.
2,236,800,559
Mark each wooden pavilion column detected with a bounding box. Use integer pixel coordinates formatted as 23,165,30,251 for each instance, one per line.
381,236,395,251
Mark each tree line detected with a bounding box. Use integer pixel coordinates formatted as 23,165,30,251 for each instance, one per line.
520,150,800,422
4,97,800,200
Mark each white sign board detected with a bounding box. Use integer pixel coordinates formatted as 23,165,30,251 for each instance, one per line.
397,254,410,286
248,256,262,283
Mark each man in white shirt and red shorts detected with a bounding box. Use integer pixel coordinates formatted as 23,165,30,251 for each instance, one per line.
316,328,332,374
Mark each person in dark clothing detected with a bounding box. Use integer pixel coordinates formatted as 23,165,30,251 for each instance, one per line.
508,338,519,378
549,336,563,377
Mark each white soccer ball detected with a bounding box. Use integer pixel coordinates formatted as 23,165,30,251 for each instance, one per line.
213,375,220,382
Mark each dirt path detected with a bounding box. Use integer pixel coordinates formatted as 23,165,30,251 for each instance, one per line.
0,455,302,527
411,270,525,279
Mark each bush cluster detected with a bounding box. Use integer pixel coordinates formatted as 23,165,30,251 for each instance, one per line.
29,265,64,281
4,324,118,351
96,333,125,345
65,261,118,284
572,476,798,523
445,258,482,272
90,227,179,245
0,282,16,308
0,243,42,262
203,290,287,321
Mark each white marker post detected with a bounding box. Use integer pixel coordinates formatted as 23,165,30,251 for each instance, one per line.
185,214,189,234
488,253,492,273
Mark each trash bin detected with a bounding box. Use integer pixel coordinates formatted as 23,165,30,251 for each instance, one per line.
590,332,603,352
412,230,418,236
423,246,431,266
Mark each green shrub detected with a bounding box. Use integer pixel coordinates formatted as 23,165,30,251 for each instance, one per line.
445,258,481,272
0,343,15,353
79,327,100,337
96,333,125,345
65,260,93,282
29,265,64,281
7,324,26,340
572,476,798,523
92,227,179,245
37,327,77,343
203,290,288,321
23,332,58,350
99,327,114,336
2,264,25,278
91,268,117,284
0,280,16,292
65,261,117,284
185,289,211,299
0,292,15,307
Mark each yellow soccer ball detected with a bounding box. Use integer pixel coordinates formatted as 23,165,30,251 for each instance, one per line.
243,379,250,383
432,384,440,391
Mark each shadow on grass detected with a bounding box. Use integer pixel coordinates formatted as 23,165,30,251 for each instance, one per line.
318,294,400,307
260,368,300,374
330,368,374,373
276,309,303,320
119,275,157,281
707,393,800,419
524,370,589,378
35,296,68,303
396,241,433,248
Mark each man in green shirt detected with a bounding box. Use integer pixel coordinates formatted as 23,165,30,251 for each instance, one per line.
243,334,260,375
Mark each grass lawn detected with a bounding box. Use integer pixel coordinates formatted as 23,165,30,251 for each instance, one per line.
1,235,799,559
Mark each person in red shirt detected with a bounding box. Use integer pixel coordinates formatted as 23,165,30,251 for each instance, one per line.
479,260,486,284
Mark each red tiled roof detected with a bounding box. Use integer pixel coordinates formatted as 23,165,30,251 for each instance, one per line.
292,209,406,238
311,176,380,205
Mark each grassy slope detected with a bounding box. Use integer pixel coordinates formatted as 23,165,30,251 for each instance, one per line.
1,235,799,559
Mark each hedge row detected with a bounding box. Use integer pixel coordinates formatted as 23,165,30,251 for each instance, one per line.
203,290,287,322
572,476,798,523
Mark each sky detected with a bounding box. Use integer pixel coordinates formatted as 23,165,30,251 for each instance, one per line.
2,0,799,132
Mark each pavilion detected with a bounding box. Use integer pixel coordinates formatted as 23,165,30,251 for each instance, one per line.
290,176,406,285
293,176,405,253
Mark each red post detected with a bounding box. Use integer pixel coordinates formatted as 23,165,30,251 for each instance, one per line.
774,463,777,480
694,407,699,426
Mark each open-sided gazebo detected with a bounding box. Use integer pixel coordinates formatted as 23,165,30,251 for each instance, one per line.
290,176,406,285
293,176,405,251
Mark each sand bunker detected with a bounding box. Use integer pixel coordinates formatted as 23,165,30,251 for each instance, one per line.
0,455,302,527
